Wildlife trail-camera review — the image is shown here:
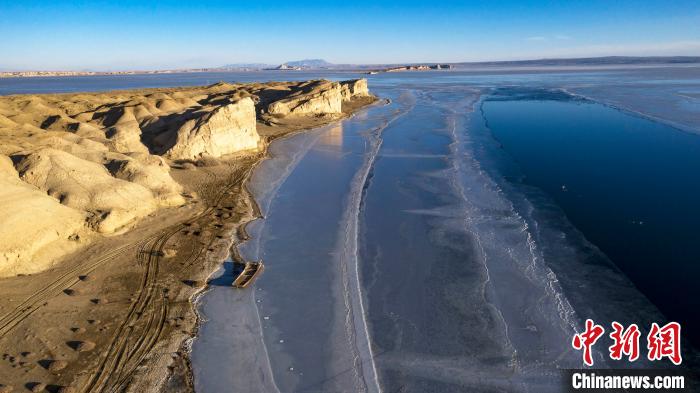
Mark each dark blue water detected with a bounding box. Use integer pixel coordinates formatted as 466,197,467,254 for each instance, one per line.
480,89,700,345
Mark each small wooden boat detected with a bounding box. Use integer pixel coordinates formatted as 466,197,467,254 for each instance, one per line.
232,260,265,288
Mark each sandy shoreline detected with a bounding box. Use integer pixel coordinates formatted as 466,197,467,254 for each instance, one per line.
190,103,379,391
0,80,375,392
154,95,378,392
190,96,410,393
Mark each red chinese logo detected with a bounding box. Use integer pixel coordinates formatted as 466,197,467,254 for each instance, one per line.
609,322,640,361
572,319,605,366
647,322,682,365
572,320,682,366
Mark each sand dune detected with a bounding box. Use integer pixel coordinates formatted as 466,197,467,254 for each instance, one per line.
16,148,159,233
0,154,86,275
107,154,185,206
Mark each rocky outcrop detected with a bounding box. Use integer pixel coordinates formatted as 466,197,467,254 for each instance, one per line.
164,97,260,160
15,148,159,233
340,79,370,101
0,154,85,276
267,80,343,116
107,154,185,206
104,107,150,154
67,121,105,139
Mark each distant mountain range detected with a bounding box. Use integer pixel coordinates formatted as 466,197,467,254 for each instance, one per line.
218,59,334,71
219,63,275,70
282,59,333,68
217,56,700,72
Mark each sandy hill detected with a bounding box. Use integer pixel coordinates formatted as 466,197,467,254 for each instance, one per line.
0,78,371,276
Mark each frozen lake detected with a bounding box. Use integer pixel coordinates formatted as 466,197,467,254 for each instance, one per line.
189,68,700,392
4,67,699,391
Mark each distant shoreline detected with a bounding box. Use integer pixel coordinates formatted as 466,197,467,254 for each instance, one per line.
0,69,227,78
3,56,700,79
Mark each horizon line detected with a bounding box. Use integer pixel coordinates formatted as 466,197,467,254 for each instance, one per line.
2,55,700,74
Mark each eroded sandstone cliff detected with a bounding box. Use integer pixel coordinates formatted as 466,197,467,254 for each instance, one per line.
0,79,373,275
267,80,343,116
164,97,260,160
265,78,372,117
340,79,370,101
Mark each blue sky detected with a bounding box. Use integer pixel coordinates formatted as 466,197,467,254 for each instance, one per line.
1,0,699,70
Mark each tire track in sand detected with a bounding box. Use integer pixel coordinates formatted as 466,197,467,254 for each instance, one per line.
0,240,149,338
80,227,177,393
81,163,252,393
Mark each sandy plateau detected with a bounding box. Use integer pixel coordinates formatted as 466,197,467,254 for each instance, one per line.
0,79,374,393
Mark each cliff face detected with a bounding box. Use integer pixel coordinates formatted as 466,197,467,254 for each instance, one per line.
267,80,343,116
265,79,372,117
164,97,260,160
340,79,370,101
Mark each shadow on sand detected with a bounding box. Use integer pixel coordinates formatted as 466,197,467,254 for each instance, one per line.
207,261,243,287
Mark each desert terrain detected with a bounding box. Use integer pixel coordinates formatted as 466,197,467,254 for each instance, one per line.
0,78,374,393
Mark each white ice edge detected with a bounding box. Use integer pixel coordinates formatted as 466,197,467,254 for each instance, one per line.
335,93,415,393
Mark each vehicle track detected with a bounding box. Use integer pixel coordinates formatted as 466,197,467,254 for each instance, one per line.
0,239,149,339
81,227,178,393
81,162,254,393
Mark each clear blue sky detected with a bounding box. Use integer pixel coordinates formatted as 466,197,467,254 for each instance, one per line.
1,0,699,70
